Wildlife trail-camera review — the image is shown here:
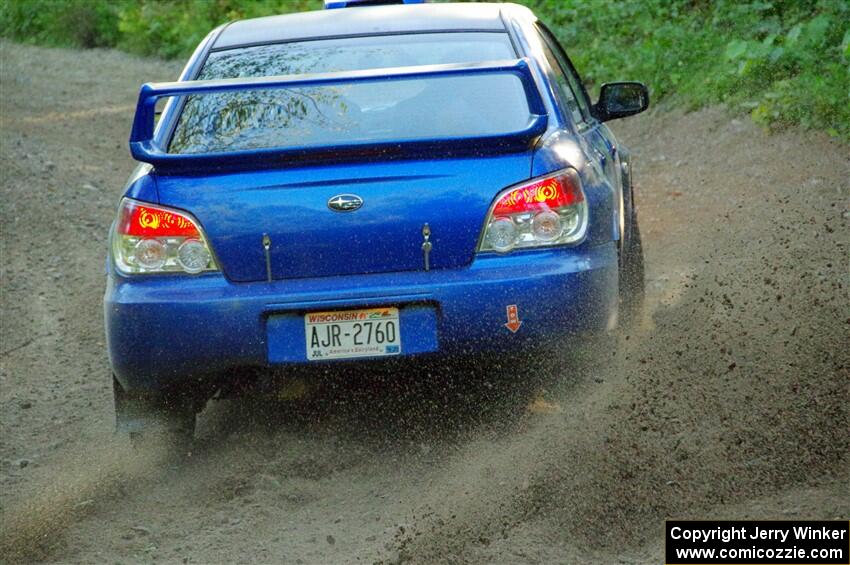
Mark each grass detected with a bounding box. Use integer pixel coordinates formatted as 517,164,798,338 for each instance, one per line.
2,0,848,138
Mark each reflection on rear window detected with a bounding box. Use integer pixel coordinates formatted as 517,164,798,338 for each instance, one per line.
168,33,529,154
169,76,531,154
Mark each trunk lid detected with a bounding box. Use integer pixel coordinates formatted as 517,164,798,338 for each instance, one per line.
155,154,532,281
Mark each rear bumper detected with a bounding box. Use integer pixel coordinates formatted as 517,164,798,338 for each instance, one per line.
105,244,618,391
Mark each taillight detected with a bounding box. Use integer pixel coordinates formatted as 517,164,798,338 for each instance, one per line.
478,168,588,253
111,198,218,275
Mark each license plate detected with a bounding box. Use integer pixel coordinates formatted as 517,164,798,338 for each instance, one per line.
304,307,400,361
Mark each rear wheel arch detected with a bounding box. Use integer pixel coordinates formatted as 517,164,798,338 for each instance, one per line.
615,149,645,325
618,148,637,245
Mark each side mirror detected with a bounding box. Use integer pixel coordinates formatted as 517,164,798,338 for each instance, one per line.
592,82,649,122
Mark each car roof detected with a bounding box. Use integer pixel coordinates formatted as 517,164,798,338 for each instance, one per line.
212,2,532,51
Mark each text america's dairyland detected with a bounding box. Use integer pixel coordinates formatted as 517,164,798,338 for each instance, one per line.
670,525,848,544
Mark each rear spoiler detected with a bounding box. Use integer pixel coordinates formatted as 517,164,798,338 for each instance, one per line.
129,58,548,174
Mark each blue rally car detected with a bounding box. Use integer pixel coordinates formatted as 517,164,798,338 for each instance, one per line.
105,0,649,441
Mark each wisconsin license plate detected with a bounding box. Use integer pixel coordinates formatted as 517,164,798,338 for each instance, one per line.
304,307,401,361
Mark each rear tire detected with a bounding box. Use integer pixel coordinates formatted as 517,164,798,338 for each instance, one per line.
113,375,197,454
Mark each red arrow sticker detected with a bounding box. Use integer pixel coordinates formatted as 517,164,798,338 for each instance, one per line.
505,304,522,333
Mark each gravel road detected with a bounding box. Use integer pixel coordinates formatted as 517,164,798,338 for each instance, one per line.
1,41,848,564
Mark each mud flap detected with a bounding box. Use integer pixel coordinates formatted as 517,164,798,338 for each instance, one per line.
112,375,197,437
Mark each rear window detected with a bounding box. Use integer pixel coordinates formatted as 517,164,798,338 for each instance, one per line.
168,33,531,154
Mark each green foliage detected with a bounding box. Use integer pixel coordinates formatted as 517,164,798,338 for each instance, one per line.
114,0,321,59
529,0,850,138
0,0,129,48
0,0,321,57
2,0,847,138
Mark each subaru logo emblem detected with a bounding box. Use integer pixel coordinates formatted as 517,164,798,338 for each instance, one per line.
327,194,363,212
